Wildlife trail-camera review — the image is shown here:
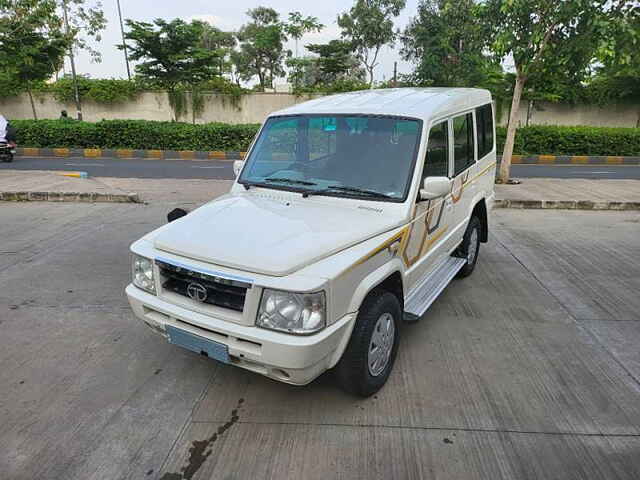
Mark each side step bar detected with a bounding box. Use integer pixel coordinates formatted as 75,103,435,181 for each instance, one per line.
404,256,467,318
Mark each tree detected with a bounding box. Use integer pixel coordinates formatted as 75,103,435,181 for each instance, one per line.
338,0,406,87
199,22,236,77
401,0,496,87
123,18,226,120
124,19,222,90
59,0,105,62
0,0,69,119
234,7,288,90
287,40,366,91
59,0,106,120
306,40,365,84
484,0,612,183
591,2,640,125
286,56,319,89
283,11,323,58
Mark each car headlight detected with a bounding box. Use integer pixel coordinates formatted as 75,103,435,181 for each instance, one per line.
257,289,326,335
132,254,156,294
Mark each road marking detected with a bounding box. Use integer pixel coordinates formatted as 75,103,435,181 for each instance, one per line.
191,166,226,169
569,171,614,174
65,163,104,167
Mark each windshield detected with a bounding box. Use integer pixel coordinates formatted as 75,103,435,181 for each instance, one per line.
239,115,422,202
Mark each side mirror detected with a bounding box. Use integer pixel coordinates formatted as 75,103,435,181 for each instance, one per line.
420,177,450,200
233,160,244,177
167,208,188,223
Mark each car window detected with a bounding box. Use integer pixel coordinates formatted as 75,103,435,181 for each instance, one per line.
476,104,494,159
453,113,474,176
240,115,422,201
423,121,449,178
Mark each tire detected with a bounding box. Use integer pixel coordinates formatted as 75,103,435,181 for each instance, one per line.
335,290,401,397
456,216,481,278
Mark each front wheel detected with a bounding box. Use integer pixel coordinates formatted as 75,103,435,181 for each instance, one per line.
335,290,401,397
456,216,481,278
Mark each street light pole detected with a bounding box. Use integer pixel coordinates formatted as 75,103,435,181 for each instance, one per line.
62,0,83,121
116,0,131,80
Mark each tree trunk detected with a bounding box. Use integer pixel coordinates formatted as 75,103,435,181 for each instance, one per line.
191,91,196,125
499,73,526,183
258,71,264,91
62,0,82,120
526,100,534,126
27,89,38,120
368,66,374,88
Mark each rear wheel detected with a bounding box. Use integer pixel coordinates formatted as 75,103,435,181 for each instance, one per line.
456,216,481,278
335,290,401,397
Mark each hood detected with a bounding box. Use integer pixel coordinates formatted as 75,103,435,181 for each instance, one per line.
153,192,401,276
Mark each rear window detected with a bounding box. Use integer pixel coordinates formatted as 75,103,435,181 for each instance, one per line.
452,113,475,176
476,103,494,159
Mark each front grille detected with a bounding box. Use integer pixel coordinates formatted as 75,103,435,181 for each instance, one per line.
156,259,249,312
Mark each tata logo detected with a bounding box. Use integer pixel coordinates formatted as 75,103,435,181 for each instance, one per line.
186,282,208,302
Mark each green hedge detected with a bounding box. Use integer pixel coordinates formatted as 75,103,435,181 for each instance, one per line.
12,119,260,151
496,125,640,156
10,119,640,156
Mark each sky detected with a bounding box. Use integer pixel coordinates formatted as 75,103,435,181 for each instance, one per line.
68,0,423,84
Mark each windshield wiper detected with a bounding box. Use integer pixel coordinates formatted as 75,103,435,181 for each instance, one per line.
263,177,317,186
303,185,393,199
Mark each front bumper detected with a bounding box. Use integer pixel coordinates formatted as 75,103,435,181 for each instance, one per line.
126,284,356,385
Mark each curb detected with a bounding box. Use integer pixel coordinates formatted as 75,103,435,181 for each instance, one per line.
497,154,640,165
17,147,246,161
0,191,141,203
495,199,640,210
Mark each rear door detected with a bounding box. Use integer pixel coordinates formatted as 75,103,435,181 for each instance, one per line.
450,111,477,244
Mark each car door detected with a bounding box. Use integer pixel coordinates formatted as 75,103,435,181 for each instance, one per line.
404,119,453,288
450,111,477,245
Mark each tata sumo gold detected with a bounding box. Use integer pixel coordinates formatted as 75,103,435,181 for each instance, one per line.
126,88,496,396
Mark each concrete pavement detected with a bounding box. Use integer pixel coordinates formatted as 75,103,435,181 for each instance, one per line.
2,170,640,210
494,178,640,210
0,202,639,479
511,164,640,179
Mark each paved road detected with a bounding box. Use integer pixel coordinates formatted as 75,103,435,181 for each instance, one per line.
2,155,640,179
0,156,236,180
1,202,639,479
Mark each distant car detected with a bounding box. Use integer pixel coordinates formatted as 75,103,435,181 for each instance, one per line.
126,88,496,396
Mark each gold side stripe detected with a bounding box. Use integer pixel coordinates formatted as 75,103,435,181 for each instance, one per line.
340,161,495,274
341,227,410,275
419,226,448,258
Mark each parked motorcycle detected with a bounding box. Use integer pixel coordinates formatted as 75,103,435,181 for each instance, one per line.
0,142,15,162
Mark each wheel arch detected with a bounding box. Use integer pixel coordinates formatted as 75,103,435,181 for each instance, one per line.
347,260,405,315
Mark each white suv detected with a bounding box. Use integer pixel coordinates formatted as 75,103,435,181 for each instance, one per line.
126,88,496,397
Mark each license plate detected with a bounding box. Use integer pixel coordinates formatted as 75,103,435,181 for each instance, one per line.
166,325,230,364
